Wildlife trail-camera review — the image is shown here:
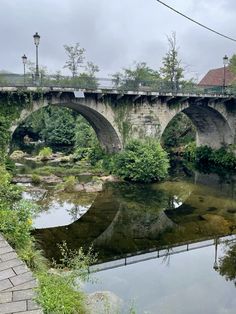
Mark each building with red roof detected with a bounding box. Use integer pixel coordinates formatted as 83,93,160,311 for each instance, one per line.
199,67,236,87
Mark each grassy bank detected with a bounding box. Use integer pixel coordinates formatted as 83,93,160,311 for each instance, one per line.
0,164,95,313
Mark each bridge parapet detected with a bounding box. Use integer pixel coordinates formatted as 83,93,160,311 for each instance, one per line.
0,73,235,98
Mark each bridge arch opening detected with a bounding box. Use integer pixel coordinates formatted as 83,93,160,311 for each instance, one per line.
11,103,122,154
161,105,233,149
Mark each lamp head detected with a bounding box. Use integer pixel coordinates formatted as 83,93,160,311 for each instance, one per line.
22,54,27,64
223,55,229,66
33,32,40,46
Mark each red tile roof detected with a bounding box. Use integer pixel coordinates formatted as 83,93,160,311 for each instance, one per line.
199,67,236,86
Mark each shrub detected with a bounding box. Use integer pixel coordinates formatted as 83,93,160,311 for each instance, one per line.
57,176,77,192
195,145,213,164
0,200,38,250
38,147,53,160
0,165,21,210
36,272,86,314
113,139,169,183
36,242,96,314
32,174,41,184
186,145,236,169
184,141,196,161
87,144,105,166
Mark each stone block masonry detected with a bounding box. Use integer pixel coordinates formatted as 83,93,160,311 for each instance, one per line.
0,234,43,314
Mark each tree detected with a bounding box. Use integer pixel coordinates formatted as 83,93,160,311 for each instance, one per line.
229,54,236,74
160,32,184,91
26,60,48,77
112,62,160,89
218,242,236,286
40,107,77,146
63,43,85,77
74,115,97,149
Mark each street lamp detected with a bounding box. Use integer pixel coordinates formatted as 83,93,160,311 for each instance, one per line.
223,54,229,94
21,54,27,86
213,237,219,271
33,32,40,85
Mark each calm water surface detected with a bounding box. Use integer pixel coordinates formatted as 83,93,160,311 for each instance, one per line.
27,169,236,314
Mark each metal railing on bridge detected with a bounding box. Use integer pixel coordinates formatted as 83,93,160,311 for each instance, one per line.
89,234,236,273
0,73,235,96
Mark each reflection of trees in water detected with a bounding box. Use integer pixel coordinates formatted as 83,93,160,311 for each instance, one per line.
218,242,236,286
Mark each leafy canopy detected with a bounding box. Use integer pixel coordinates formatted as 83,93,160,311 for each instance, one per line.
113,139,169,183
160,32,184,91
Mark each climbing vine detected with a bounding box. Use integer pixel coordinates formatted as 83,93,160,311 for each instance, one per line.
0,90,45,162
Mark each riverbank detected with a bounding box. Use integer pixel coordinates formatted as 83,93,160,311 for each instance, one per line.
0,233,42,314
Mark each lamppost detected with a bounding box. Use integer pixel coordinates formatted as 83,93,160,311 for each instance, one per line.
223,54,229,94
21,54,27,86
213,237,219,271
33,32,40,85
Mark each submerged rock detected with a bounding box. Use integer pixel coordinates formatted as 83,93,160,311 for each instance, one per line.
86,291,123,314
12,175,33,183
40,175,63,184
100,175,120,182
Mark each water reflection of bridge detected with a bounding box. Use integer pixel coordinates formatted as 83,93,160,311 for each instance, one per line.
89,234,236,273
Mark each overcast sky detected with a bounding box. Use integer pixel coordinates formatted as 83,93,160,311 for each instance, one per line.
1,0,236,80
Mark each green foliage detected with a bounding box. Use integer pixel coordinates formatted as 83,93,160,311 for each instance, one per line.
88,144,106,166
184,141,196,160
59,176,77,192
0,165,21,210
162,112,196,148
36,242,96,314
31,174,41,184
41,107,76,146
38,147,53,159
195,146,213,164
36,272,86,314
0,200,37,249
160,32,184,91
0,115,10,160
229,54,236,78
185,145,236,169
113,139,169,183
74,115,98,149
63,43,86,77
112,61,160,89
219,242,236,284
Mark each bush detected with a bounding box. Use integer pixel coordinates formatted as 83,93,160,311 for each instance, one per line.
36,242,96,314
186,145,236,169
32,174,41,184
36,272,86,314
57,176,77,192
184,141,196,161
113,139,169,183
87,144,105,166
0,200,37,250
195,146,213,164
38,147,53,160
0,165,21,210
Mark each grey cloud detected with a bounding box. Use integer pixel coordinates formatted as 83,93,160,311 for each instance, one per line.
0,0,235,79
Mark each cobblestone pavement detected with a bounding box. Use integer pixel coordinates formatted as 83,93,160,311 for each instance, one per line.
0,234,43,314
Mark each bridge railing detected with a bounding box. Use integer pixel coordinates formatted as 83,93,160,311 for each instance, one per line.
0,73,234,96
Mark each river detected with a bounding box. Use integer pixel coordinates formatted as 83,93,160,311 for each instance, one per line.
21,164,236,314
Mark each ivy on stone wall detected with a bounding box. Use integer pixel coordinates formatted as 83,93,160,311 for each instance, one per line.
0,90,44,162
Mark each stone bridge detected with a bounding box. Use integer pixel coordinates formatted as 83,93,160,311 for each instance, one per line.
2,86,236,152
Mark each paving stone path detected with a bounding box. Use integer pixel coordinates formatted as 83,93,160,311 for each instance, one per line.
0,234,43,314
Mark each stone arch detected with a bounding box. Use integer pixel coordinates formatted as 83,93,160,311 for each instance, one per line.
10,100,122,153
161,104,233,149
60,102,122,152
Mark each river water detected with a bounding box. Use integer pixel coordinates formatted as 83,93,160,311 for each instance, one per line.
23,167,236,314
